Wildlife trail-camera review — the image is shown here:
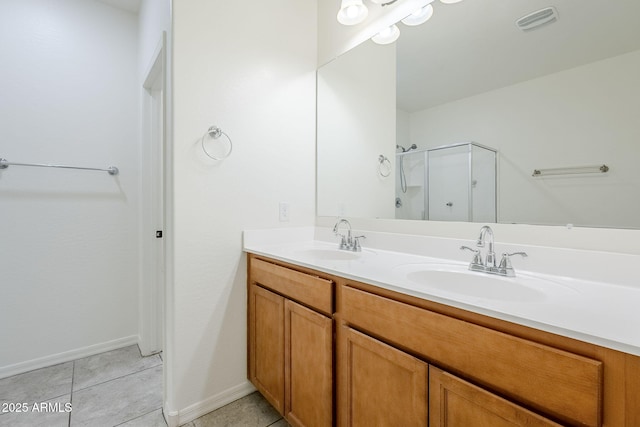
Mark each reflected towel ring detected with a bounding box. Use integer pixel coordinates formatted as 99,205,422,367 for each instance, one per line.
378,155,391,177
201,125,233,160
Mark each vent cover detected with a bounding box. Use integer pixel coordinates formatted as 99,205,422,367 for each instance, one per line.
516,6,558,31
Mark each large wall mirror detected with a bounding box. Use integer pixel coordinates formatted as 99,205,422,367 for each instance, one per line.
317,0,640,229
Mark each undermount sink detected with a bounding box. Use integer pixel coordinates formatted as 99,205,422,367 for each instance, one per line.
294,248,361,261
393,263,574,302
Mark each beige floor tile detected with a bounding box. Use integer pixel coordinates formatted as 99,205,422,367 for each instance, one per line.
0,362,73,406
73,345,161,391
192,392,281,427
116,408,167,426
70,365,162,427
267,418,290,427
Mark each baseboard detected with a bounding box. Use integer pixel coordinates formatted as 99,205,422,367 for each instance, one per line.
174,381,257,426
163,406,179,427
0,335,139,379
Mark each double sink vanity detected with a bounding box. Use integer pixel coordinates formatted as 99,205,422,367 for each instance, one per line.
244,224,640,427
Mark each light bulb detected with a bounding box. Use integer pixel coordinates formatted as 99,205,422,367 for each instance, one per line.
440,0,464,4
345,5,360,19
401,4,434,26
371,24,400,45
337,0,368,26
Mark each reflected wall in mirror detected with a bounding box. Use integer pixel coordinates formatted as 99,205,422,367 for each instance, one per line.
317,0,640,228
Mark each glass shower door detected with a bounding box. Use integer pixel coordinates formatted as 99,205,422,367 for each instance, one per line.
427,143,496,222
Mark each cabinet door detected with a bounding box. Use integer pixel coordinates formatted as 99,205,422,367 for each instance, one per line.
249,284,285,413
429,366,562,427
337,324,428,427
285,300,333,427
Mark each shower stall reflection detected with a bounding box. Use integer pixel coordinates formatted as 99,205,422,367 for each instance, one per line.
395,142,497,222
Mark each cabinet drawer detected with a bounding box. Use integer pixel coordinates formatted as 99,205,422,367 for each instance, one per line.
250,258,333,315
339,285,602,427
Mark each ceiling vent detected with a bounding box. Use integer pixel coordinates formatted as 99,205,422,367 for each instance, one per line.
516,6,558,32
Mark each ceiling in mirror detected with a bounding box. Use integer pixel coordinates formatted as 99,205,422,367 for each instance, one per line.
397,0,640,112
317,0,640,229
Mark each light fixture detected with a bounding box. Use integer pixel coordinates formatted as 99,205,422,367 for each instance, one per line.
337,0,369,26
336,0,442,45
401,4,434,26
439,0,463,4
371,24,400,45
516,7,559,32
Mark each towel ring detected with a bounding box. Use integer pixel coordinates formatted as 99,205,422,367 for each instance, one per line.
378,155,391,177
201,125,233,160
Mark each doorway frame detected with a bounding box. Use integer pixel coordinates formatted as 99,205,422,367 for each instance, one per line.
139,32,167,357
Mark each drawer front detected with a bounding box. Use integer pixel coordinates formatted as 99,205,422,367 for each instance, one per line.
250,258,333,315
340,285,602,427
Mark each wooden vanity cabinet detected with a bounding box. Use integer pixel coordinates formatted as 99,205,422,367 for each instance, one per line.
248,255,640,426
248,255,334,427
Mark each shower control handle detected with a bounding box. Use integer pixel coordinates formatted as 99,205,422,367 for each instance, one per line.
446,202,453,207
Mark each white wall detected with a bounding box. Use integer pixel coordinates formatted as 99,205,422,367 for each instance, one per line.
317,40,396,219
170,0,317,422
0,0,140,376
139,0,170,76
409,49,640,229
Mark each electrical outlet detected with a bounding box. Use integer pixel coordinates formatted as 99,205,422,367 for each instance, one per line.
279,202,290,222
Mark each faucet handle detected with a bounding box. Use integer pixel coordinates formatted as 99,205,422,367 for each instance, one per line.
338,234,349,250
499,252,528,266
460,246,482,265
498,252,528,275
507,252,528,257
352,235,366,252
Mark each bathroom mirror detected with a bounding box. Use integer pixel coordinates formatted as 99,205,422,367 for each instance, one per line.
317,0,640,229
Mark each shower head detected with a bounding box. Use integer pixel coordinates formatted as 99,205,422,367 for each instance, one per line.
396,144,418,153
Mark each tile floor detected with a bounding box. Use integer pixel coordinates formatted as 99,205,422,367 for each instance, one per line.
0,345,163,427
182,392,290,427
0,345,288,427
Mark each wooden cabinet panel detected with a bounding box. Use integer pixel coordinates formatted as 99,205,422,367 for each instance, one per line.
250,257,334,315
429,366,562,427
285,300,333,427
339,285,602,427
248,284,285,413
626,354,640,426
337,324,428,427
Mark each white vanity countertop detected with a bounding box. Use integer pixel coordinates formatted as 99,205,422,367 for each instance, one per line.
243,227,640,357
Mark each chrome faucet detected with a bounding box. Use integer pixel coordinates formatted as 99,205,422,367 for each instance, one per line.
476,225,496,268
461,225,527,277
333,218,353,250
332,218,365,252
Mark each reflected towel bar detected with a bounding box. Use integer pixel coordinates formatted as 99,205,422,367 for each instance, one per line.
532,164,608,177
0,158,118,176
